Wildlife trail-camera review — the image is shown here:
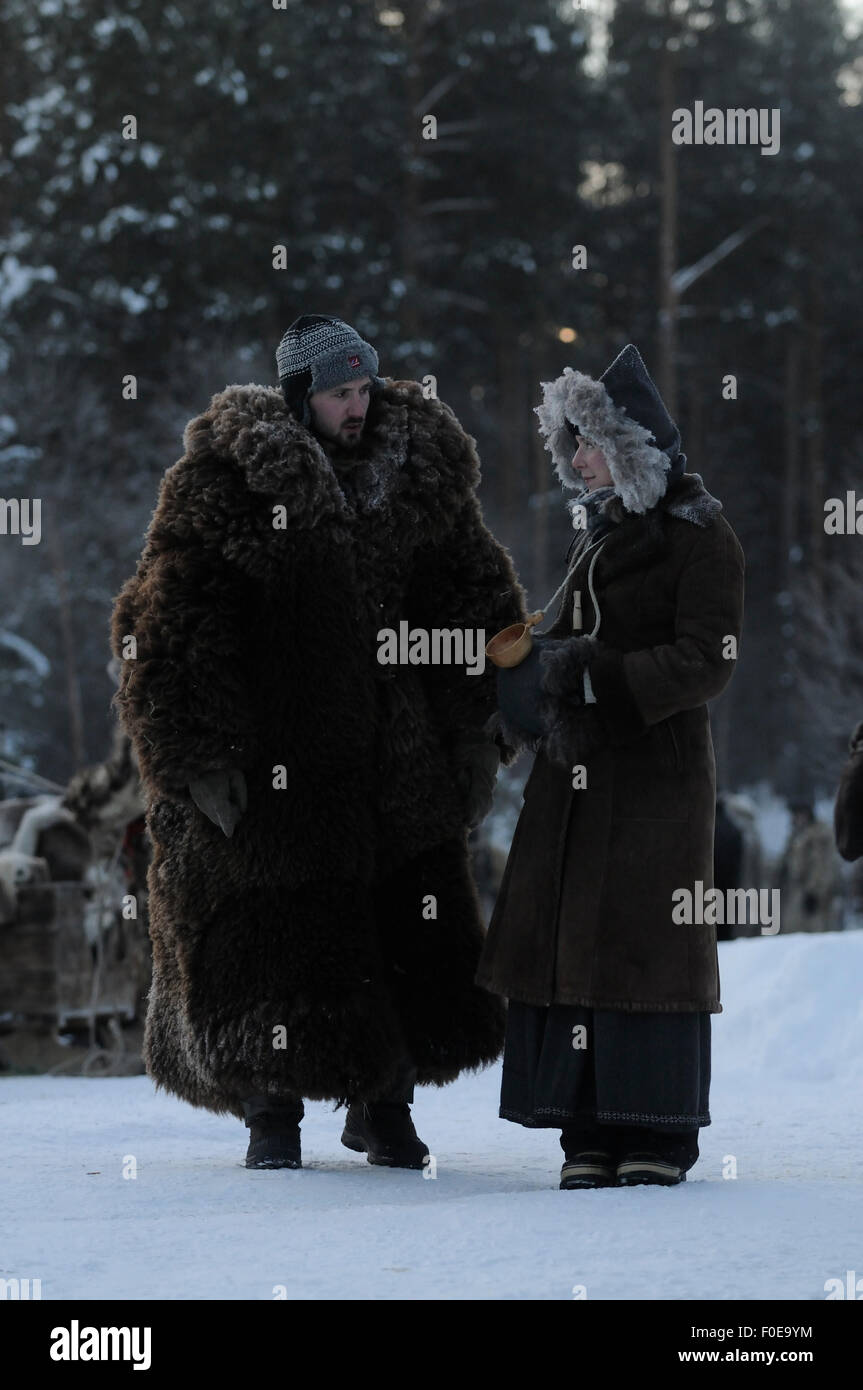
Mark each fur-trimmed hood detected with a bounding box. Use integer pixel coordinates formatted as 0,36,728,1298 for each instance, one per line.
536,362,679,515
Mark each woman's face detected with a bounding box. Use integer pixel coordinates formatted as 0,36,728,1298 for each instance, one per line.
572,438,614,491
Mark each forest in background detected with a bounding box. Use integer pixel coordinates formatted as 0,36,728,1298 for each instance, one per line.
2,0,863,801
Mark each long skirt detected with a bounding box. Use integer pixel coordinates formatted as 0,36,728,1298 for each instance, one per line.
500,1000,711,1130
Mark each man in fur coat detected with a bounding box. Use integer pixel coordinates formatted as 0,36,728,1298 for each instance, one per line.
110,314,525,1169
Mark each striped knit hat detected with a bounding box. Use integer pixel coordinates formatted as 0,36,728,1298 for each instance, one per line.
275,314,385,426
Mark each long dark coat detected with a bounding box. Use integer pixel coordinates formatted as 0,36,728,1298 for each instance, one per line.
476,474,745,1013
110,379,525,1116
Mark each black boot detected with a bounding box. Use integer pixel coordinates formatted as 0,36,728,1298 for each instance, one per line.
615,1125,698,1187
242,1094,304,1170
341,1101,429,1169
559,1125,616,1190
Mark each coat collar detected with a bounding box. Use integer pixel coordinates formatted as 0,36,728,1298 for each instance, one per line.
604,472,722,529
164,378,481,585
187,380,412,521
550,473,723,625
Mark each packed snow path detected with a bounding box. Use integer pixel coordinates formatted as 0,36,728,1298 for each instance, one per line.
3,931,862,1300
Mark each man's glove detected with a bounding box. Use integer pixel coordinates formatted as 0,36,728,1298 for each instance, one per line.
453,734,501,828
189,768,247,838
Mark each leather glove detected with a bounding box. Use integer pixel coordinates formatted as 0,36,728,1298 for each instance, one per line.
453,734,500,828
189,768,247,838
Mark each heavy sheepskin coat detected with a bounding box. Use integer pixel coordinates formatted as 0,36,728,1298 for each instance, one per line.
478,475,745,1012
110,378,525,1116
476,360,745,1014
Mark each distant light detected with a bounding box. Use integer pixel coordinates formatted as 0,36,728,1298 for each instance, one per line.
378,8,405,25
558,327,577,343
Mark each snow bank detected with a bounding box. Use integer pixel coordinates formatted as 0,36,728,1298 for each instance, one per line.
715,928,863,1082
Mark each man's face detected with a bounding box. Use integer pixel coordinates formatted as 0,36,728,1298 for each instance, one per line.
309,376,372,447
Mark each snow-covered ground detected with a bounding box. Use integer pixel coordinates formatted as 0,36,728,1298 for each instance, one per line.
2,930,862,1301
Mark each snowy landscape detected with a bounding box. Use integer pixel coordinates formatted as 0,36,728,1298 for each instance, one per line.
3,0,863,1319
4,927,862,1302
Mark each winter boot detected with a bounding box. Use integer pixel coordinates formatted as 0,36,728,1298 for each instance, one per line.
615,1125,696,1186
559,1151,617,1190
340,1101,429,1169
559,1125,616,1189
616,1152,686,1186
243,1094,303,1170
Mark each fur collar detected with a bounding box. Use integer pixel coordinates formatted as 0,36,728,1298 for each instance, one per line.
545,474,724,640
151,379,482,582
604,473,722,528
185,380,415,523
536,365,673,514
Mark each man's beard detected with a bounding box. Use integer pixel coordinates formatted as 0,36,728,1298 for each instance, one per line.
336,423,364,448
315,420,369,466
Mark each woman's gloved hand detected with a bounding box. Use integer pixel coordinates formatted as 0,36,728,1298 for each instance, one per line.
495,643,551,738
452,734,501,828
495,636,601,765
189,767,248,838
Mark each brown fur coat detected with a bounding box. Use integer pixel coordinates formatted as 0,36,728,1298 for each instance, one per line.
110,379,525,1115
477,475,745,1011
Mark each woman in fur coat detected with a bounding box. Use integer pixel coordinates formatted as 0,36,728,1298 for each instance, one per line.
476,344,745,1190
